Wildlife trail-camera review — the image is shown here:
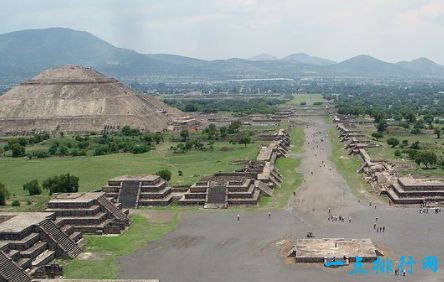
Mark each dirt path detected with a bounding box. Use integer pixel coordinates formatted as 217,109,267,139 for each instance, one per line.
291,116,365,218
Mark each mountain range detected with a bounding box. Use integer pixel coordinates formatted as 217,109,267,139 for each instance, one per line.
1,27,444,84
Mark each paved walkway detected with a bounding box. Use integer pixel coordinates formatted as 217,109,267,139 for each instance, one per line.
119,117,444,282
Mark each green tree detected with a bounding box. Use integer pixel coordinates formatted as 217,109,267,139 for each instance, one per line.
376,121,387,132
180,129,190,142
238,132,251,147
423,114,434,125
23,179,42,195
156,169,172,181
414,151,437,168
42,174,79,195
434,127,442,139
387,137,400,148
371,132,383,140
0,183,9,206
11,144,26,157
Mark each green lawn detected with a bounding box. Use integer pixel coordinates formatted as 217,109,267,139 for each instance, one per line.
259,128,304,209
0,141,259,198
328,127,369,198
287,94,327,106
60,214,179,279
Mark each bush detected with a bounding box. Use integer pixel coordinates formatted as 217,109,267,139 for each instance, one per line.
23,179,42,195
131,145,148,154
0,183,9,206
156,169,172,181
178,170,183,176
11,144,26,157
42,174,79,195
313,101,323,106
11,199,20,207
394,150,401,157
387,137,400,148
371,132,383,140
27,150,49,159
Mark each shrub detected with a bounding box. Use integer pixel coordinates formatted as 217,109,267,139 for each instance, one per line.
23,179,42,195
156,169,172,181
27,150,49,159
0,183,9,206
387,137,400,148
178,170,183,176
394,150,401,157
11,200,20,207
42,174,79,195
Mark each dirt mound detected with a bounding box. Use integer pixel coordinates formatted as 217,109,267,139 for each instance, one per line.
0,66,190,135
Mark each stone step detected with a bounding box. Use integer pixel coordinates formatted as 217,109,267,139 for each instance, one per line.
0,251,31,282
20,241,47,259
31,250,55,267
39,220,82,258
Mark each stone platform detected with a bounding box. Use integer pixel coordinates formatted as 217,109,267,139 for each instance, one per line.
0,212,81,280
289,238,381,263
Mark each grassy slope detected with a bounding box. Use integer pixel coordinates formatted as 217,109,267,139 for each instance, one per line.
327,126,369,198
0,141,258,197
61,214,179,279
259,128,304,209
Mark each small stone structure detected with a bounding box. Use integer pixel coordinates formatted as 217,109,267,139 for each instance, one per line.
384,177,444,205
288,238,381,263
46,192,130,235
0,212,81,280
102,175,174,208
179,129,290,208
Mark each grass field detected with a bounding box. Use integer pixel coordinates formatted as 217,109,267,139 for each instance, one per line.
60,213,179,279
328,127,369,198
287,94,327,106
258,128,304,209
0,141,259,199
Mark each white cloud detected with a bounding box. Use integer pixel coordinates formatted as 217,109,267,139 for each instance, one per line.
2,0,444,64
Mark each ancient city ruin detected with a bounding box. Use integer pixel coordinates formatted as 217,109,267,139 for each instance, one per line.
335,117,444,206
46,192,130,235
0,212,81,281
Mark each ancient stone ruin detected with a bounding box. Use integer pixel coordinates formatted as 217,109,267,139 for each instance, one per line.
46,192,130,235
335,117,444,206
0,212,82,280
102,175,174,208
288,238,381,264
384,177,444,205
178,130,290,208
0,66,192,136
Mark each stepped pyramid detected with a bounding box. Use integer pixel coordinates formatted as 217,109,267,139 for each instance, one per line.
0,66,191,135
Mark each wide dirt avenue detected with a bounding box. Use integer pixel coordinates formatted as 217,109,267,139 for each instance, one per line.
118,117,444,282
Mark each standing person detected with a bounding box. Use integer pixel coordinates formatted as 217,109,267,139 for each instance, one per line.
328,208,331,214
383,226,385,232
237,214,240,221
376,217,378,222
373,223,376,230
268,211,271,219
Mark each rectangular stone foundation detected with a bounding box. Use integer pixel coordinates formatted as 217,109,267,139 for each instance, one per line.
292,238,380,263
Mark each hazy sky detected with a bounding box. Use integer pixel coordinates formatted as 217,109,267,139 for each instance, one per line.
2,0,444,63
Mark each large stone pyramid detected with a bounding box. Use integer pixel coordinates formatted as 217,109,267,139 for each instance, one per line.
0,66,190,135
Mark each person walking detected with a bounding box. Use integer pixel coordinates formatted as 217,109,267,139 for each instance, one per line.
382,226,385,232
237,214,240,221
373,223,376,230
268,211,271,219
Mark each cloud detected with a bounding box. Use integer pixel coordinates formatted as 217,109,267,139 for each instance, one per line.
2,0,444,64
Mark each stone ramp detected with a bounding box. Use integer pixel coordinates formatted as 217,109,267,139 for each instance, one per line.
118,181,140,209
255,181,273,196
0,250,31,282
97,195,129,222
38,220,82,258
205,186,227,209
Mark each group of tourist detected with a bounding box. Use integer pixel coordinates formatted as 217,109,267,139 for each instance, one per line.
327,208,352,223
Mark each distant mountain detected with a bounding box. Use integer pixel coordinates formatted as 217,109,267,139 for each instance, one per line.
248,53,278,61
324,55,410,76
1,28,444,84
397,58,444,76
282,53,335,66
